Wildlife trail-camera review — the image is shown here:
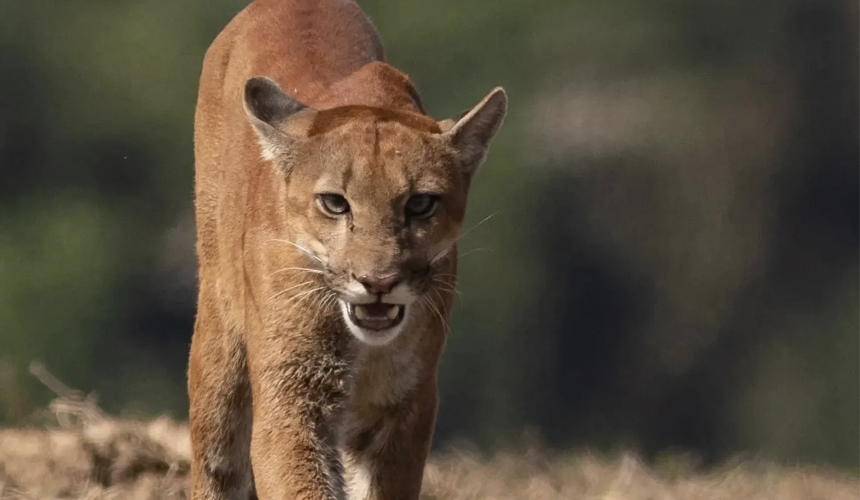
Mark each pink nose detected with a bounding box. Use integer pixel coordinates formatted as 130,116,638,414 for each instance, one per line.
355,274,402,295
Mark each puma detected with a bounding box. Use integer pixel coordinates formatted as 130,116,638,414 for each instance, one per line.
187,0,506,498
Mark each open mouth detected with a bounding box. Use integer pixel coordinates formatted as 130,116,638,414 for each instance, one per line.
346,302,405,331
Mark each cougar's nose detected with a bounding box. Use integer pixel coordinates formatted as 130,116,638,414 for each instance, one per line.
354,273,402,295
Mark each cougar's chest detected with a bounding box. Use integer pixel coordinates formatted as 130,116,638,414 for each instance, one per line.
347,335,422,408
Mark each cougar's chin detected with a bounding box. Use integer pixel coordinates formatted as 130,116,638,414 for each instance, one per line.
338,300,409,346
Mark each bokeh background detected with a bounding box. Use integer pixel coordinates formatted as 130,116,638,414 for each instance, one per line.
1,0,857,470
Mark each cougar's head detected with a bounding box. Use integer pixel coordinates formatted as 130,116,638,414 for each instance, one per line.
244,77,506,345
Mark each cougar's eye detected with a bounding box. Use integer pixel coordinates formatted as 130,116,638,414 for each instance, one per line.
405,194,439,219
316,193,350,216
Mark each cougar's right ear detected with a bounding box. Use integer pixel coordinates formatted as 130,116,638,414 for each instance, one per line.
243,76,315,162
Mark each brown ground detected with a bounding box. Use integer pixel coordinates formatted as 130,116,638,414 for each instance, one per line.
0,399,857,500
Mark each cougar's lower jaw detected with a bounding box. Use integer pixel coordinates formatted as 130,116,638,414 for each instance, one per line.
338,301,409,346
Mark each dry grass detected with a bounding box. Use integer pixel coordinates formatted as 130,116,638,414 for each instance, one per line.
0,398,856,500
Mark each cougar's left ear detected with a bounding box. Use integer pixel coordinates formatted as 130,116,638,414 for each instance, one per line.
440,87,507,175
243,76,316,163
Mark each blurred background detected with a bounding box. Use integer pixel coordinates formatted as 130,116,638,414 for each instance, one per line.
0,0,857,470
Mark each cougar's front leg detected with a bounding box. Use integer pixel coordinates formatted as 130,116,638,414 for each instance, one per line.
341,382,438,500
246,331,349,500
188,302,255,500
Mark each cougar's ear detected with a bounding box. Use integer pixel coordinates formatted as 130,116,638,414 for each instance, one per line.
243,76,315,162
441,87,507,175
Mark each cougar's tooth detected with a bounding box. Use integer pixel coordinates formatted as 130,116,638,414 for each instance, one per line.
354,305,368,320
386,305,400,320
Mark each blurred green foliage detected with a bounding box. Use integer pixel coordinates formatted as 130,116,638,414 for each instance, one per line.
0,0,856,469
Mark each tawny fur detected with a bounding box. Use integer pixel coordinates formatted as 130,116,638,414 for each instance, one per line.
188,1,506,499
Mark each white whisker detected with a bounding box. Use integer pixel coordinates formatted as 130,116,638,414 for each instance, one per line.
266,267,324,278
308,291,332,326
282,286,326,310
267,239,327,265
266,280,315,302
319,293,338,318
458,212,498,241
425,290,451,333
431,278,462,297
430,212,498,264
321,294,340,320
458,248,491,259
431,287,447,310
